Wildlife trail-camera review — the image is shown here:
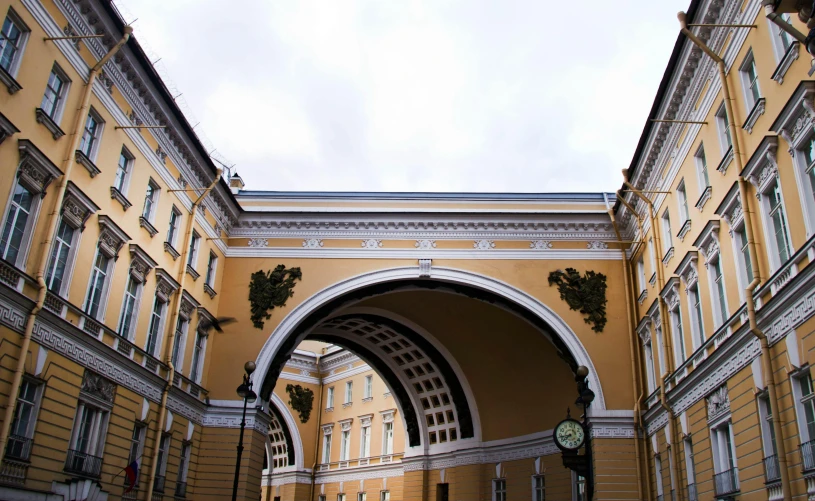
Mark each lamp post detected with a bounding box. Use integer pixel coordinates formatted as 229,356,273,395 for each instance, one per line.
574,365,595,501
232,361,258,501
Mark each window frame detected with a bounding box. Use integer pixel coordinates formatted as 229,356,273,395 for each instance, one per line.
738,49,762,109
360,423,371,458
757,393,778,459
683,436,697,493
364,375,373,399
145,295,167,357
670,304,687,366
677,180,690,224
40,63,71,123
322,428,332,463
492,478,507,501
0,177,42,268
125,422,146,488
792,370,815,444
83,248,114,321
688,285,706,349
661,209,673,252
117,275,143,340
345,381,353,404
189,330,207,383
187,230,200,267
44,217,80,297
327,386,335,409
339,429,351,461
694,144,711,192
532,474,545,501
205,251,218,287
759,177,794,271
171,315,190,369
7,376,43,460
644,339,656,394
167,206,182,248
709,420,738,475
78,107,105,161
768,13,795,62
706,256,729,328
0,9,30,77
114,146,134,194
382,420,394,455
142,178,160,223
715,103,732,155
68,400,110,460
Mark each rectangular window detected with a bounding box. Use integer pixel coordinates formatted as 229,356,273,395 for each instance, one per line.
205,252,217,286
768,180,792,264
145,296,166,357
338,495,346,501
654,455,664,497
0,10,28,75
637,257,646,293
671,308,686,364
155,433,170,489
644,340,656,393
189,331,206,382
125,423,145,489
45,219,76,295
340,430,350,460
711,259,728,326
0,180,35,266
740,50,761,108
383,422,394,454
358,493,367,501
345,381,353,404
662,210,673,251
6,378,41,460
648,238,657,279
84,251,111,319
493,479,506,501
380,492,390,501
187,231,200,267
678,183,690,223
365,375,373,399
716,104,732,154
436,484,449,501
711,422,737,474
114,148,133,193
142,180,159,221
695,145,710,190
689,286,705,347
40,66,68,121
736,226,754,285
66,402,109,475
167,207,181,247
799,373,815,442
177,441,191,485
574,474,587,501
533,475,545,501
360,424,371,458
117,276,141,340
171,317,189,368
322,431,332,463
684,437,697,496
758,395,778,458
78,108,103,160
770,13,794,61
327,387,335,409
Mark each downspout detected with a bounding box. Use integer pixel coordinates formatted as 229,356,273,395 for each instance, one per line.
309,355,324,501
0,26,133,463
146,169,221,500
763,0,808,43
605,194,646,501
623,179,683,500
678,12,791,501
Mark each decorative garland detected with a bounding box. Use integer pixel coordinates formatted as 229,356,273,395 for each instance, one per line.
548,268,608,333
286,384,314,423
248,265,302,329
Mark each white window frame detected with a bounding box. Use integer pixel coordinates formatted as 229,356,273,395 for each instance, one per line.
7,377,43,460
178,441,191,484
187,230,200,267
492,478,506,501
125,422,146,488
758,177,794,271
142,178,160,222
44,217,80,297
715,103,732,155
677,180,690,224
364,375,373,399
156,433,171,479
683,436,696,492
322,429,332,463
327,387,335,409
637,257,646,294
145,295,167,357
709,420,738,475
694,144,711,191
83,248,114,321
358,493,367,501
661,209,673,252
708,256,729,327
532,474,545,501
189,330,207,383
738,49,761,110
78,107,104,161
340,430,350,461
688,285,706,349
68,400,110,459
113,146,134,195
791,370,815,444
768,13,795,62
345,381,353,404
171,316,189,369
730,221,753,303
793,132,815,237
205,251,218,287
644,340,656,394
0,177,42,268
166,206,182,247
360,423,371,458
572,473,587,501
647,238,657,284
670,305,687,366
117,275,142,340
654,455,664,497
380,492,390,501
0,9,30,77
40,64,71,123
757,393,778,459
382,421,394,455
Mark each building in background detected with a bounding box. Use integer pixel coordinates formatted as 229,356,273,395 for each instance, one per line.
2,0,815,500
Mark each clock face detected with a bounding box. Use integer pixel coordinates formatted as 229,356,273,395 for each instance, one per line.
555,419,585,451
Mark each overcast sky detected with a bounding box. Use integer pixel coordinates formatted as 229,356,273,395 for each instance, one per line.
115,0,689,193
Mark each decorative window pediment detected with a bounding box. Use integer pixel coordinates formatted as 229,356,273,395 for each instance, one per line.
693,220,721,265
715,182,743,232
97,215,130,259
660,277,681,312
339,418,353,432
321,423,335,434
771,80,815,151
0,111,20,145
61,182,98,230
197,306,215,336
741,136,779,193
675,251,699,292
179,291,200,320
17,139,62,195
128,244,157,284
637,317,652,344
358,413,373,427
380,409,396,423
154,268,180,304
80,370,116,408
706,385,730,423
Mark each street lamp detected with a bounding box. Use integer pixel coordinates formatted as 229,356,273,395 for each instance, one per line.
232,361,257,501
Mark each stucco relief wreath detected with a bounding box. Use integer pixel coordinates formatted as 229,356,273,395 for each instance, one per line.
548,268,608,332
248,264,303,329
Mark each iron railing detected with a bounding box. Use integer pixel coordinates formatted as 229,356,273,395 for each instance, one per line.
64,449,102,477
5,435,31,461
802,440,815,471
713,467,739,497
153,475,165,493
687,483,698,501
764,454,781,483
175,481,187,498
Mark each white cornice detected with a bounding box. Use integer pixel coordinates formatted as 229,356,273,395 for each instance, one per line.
225,247,622,260
323,364,374,385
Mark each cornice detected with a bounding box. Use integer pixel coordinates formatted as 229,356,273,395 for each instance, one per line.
226,247,623,260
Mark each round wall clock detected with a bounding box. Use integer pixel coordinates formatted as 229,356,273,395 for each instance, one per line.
554,418,586,451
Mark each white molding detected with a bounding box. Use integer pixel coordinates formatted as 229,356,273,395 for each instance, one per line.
315,462,405,484
322,364,373,384
270,392,305,470
278,370,321,385
202,400,271,434
225,247,622,260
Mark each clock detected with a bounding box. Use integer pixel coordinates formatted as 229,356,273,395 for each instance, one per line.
554,418,586,451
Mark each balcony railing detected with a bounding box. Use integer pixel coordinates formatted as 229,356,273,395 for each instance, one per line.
687,483,698,501
5,435,32,461
764,454,781,483
175,481,187,498
64,449,102,477
153,475,165,493
713,467,739,498
803,440,815,472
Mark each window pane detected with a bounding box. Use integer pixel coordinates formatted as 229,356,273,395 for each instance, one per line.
0,183,34,263
0,16,23,72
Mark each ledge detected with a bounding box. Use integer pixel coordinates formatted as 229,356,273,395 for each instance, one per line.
74,150,100,178
741,97,766,134
695,186,712,212
0,65,22,94
662,247,675,267
138,216,158,237
0,111,20,145
649,272,656,288
186,264,200,281
164,242,180,261
677,219,692,242
203,283,217,299
716,147,734,175
362,397,373,403
110,187,132,211
771,42,799,84
342,402,353,409
637,289,648,305
35,108,65,140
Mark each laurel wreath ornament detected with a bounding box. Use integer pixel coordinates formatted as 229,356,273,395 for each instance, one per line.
286,384,314,423
248,265,303,329
548,268,608,333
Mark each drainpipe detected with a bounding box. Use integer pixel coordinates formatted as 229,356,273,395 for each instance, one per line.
146,169,221,500
309,355,324,501
763,0,808,44
0,26,133,464
621,181,683,500
678,12,791,501
605,194,646,501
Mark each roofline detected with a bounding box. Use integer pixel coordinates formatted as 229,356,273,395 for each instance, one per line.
235,191,617,202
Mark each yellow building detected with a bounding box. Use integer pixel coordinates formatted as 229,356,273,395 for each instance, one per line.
7,0,815,499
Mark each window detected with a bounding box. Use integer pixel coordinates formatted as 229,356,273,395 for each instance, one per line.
739,50,761,108
177,442,191,492
189,331,206,382
716,103,732,154
710,259,728,326
114,148,133,193
796,373,815,443
6,378,41,460
758,394,778,460
67,402,110,474
493,478,506,501
117,276,141,340
358,493,367,501
78,109,103,160
327,387,335,409
637,257,646,294
383,421,394,454
678,182,690,223
187,231,200,267
380,492,390,501
654,455,664,498
0,181,35,266
695,145,710,190
205,252,217,286
154,433,170,490
338,495,346,501
671,307,686,365
689,286,705,348
0,10,28,75
125,423,145,489
573,474,587,501
735,226,754,288
662,210,673,251
345,381,353,404
684,437,697,497
45,219,76,295
364,375,373,399
436,484,449,501
533,475,545,501
644,340,656,393
142,180,159,222
360,423,371,458
647,238,657,280
171,316,189,368
766,179,793,266
145,296,166,357
84,251,112,320
340,429,351,460
769,13,795,61
40,66,69,121
710,422,738,476
319,497,326,501
322,429,332,463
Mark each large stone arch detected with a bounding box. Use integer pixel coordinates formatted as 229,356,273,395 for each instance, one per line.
265,392,305,471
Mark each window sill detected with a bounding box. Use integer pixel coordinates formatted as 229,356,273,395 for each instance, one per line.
139,216,159,237
695,186,712,212
342,402,353,409
637,289,648,305
164,242,180,260
186,264,200,281
325,407,334,412
0,111,20,145
35,108,65,139
771,41,799,84
741,97,766,134
362,397,373,403
75,150,101,178
203,283,217,299
0,65,22,94
716,147,733,175
662,247,675,267
110,186,132,211
649,273,657,288
677,219,692,242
